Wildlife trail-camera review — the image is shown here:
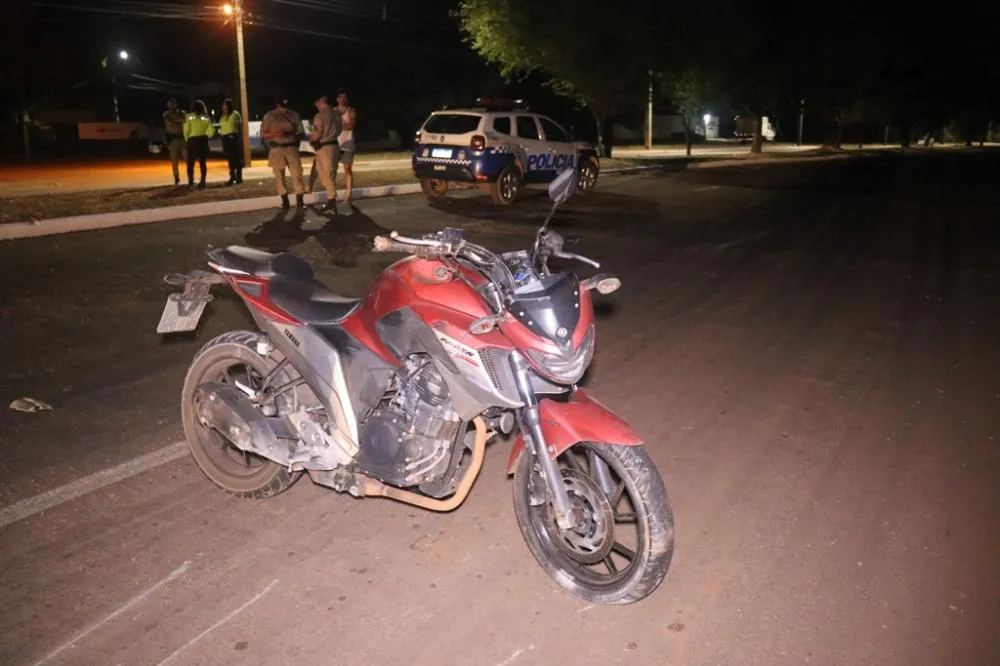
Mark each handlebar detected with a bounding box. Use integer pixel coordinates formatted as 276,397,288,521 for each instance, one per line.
372,235,443,258
553,250,600,269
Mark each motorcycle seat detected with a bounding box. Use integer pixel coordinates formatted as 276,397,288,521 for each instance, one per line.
209,245,314,281
268,276,361,325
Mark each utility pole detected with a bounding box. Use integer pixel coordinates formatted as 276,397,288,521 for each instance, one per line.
110,50,129,123
226,2,253,167
113,76,121,123
644,69,653,150
797,98,805,146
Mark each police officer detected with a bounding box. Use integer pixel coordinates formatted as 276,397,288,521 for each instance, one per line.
308,94,342,211
219,98,243,185
163,98,187,186
183,100,215,188
259,98,305,209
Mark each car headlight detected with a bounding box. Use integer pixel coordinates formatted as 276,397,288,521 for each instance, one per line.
525,326,594,385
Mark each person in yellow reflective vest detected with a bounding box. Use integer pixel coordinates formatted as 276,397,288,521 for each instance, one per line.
219,98,243,186
183,100,215,188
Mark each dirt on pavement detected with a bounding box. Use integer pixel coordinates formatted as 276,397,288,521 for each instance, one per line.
0,151,998,665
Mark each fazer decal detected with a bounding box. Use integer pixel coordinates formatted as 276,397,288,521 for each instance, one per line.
433,329,493,388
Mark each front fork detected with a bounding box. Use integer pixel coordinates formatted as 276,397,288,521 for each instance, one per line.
510,353,615,530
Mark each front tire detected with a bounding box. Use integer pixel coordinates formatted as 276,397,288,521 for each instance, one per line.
577,158,599,193
181,331,302,499
489,166,521,205
513,442,674,604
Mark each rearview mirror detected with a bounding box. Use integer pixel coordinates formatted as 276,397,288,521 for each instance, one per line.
548,168,578,204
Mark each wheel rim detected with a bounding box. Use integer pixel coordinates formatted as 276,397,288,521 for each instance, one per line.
579,164,598,191
523,443,647,589
190,359,280,478
500,170,518,201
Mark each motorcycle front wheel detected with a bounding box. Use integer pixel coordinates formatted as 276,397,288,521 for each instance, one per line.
512,442,674,605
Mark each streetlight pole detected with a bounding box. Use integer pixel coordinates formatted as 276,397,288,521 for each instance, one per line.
644,69,653,150
112,50,129,123
225,2,253,167
797,98,805,146
113,78,121,123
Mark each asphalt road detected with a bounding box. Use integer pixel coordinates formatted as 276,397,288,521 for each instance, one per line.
1,151,998,665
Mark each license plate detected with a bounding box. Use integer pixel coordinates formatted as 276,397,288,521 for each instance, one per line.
156,293,208,333
433,165,446,171
431,148,452,159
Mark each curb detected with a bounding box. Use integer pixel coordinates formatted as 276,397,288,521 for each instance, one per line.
602,165,664,175
686,153,856,169
0,183,423,242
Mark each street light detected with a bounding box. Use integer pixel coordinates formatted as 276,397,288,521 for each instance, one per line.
112,49,131,123
222,1,252,167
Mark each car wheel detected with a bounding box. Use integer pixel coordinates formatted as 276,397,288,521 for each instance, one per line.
578,158,599,193
490,166,521,205
421,178,449,198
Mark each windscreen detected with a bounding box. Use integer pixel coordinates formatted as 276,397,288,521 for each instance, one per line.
509,273,580,347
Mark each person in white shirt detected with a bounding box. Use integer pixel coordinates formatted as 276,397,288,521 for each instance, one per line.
335,89,357,204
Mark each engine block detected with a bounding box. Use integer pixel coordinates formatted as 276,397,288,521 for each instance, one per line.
356,359,462,487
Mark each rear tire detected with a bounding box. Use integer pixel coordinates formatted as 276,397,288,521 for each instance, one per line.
489,166,521,205
181,331,301,499
513,442,674,605
420,178,449,198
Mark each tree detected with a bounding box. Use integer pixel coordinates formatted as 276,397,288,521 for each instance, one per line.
662,68,711,156
457,0,653,156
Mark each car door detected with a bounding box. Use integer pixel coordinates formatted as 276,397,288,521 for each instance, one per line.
514,114,550,183
537,116,578,176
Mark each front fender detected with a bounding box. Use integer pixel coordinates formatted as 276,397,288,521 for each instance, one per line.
506,389,642,473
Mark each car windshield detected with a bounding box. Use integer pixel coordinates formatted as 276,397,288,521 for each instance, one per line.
423,113,482,135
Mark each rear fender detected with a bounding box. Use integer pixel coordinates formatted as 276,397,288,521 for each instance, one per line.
506,389,642,473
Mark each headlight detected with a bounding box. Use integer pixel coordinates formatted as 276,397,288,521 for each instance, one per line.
525,326,594,385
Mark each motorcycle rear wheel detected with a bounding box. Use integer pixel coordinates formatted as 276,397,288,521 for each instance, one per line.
513,442,674,605
181,331,302,499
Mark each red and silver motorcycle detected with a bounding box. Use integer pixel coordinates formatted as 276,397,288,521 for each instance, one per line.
159,169,674,604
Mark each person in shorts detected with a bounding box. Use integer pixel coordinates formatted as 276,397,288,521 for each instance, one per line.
335,89,357,204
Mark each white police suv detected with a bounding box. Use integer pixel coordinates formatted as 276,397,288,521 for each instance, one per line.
412,99,600,205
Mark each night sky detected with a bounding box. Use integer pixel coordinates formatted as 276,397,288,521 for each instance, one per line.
4,0,1000,150
9,0,495,133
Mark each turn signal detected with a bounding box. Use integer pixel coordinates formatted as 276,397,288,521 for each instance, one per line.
582,274,621,294
469,314,503,335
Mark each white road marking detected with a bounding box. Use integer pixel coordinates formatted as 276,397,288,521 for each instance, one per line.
0,441,187,529
497,644,535,666
156,578,279,666
713,229,775,253
33,560,192,666
694,185,721,192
